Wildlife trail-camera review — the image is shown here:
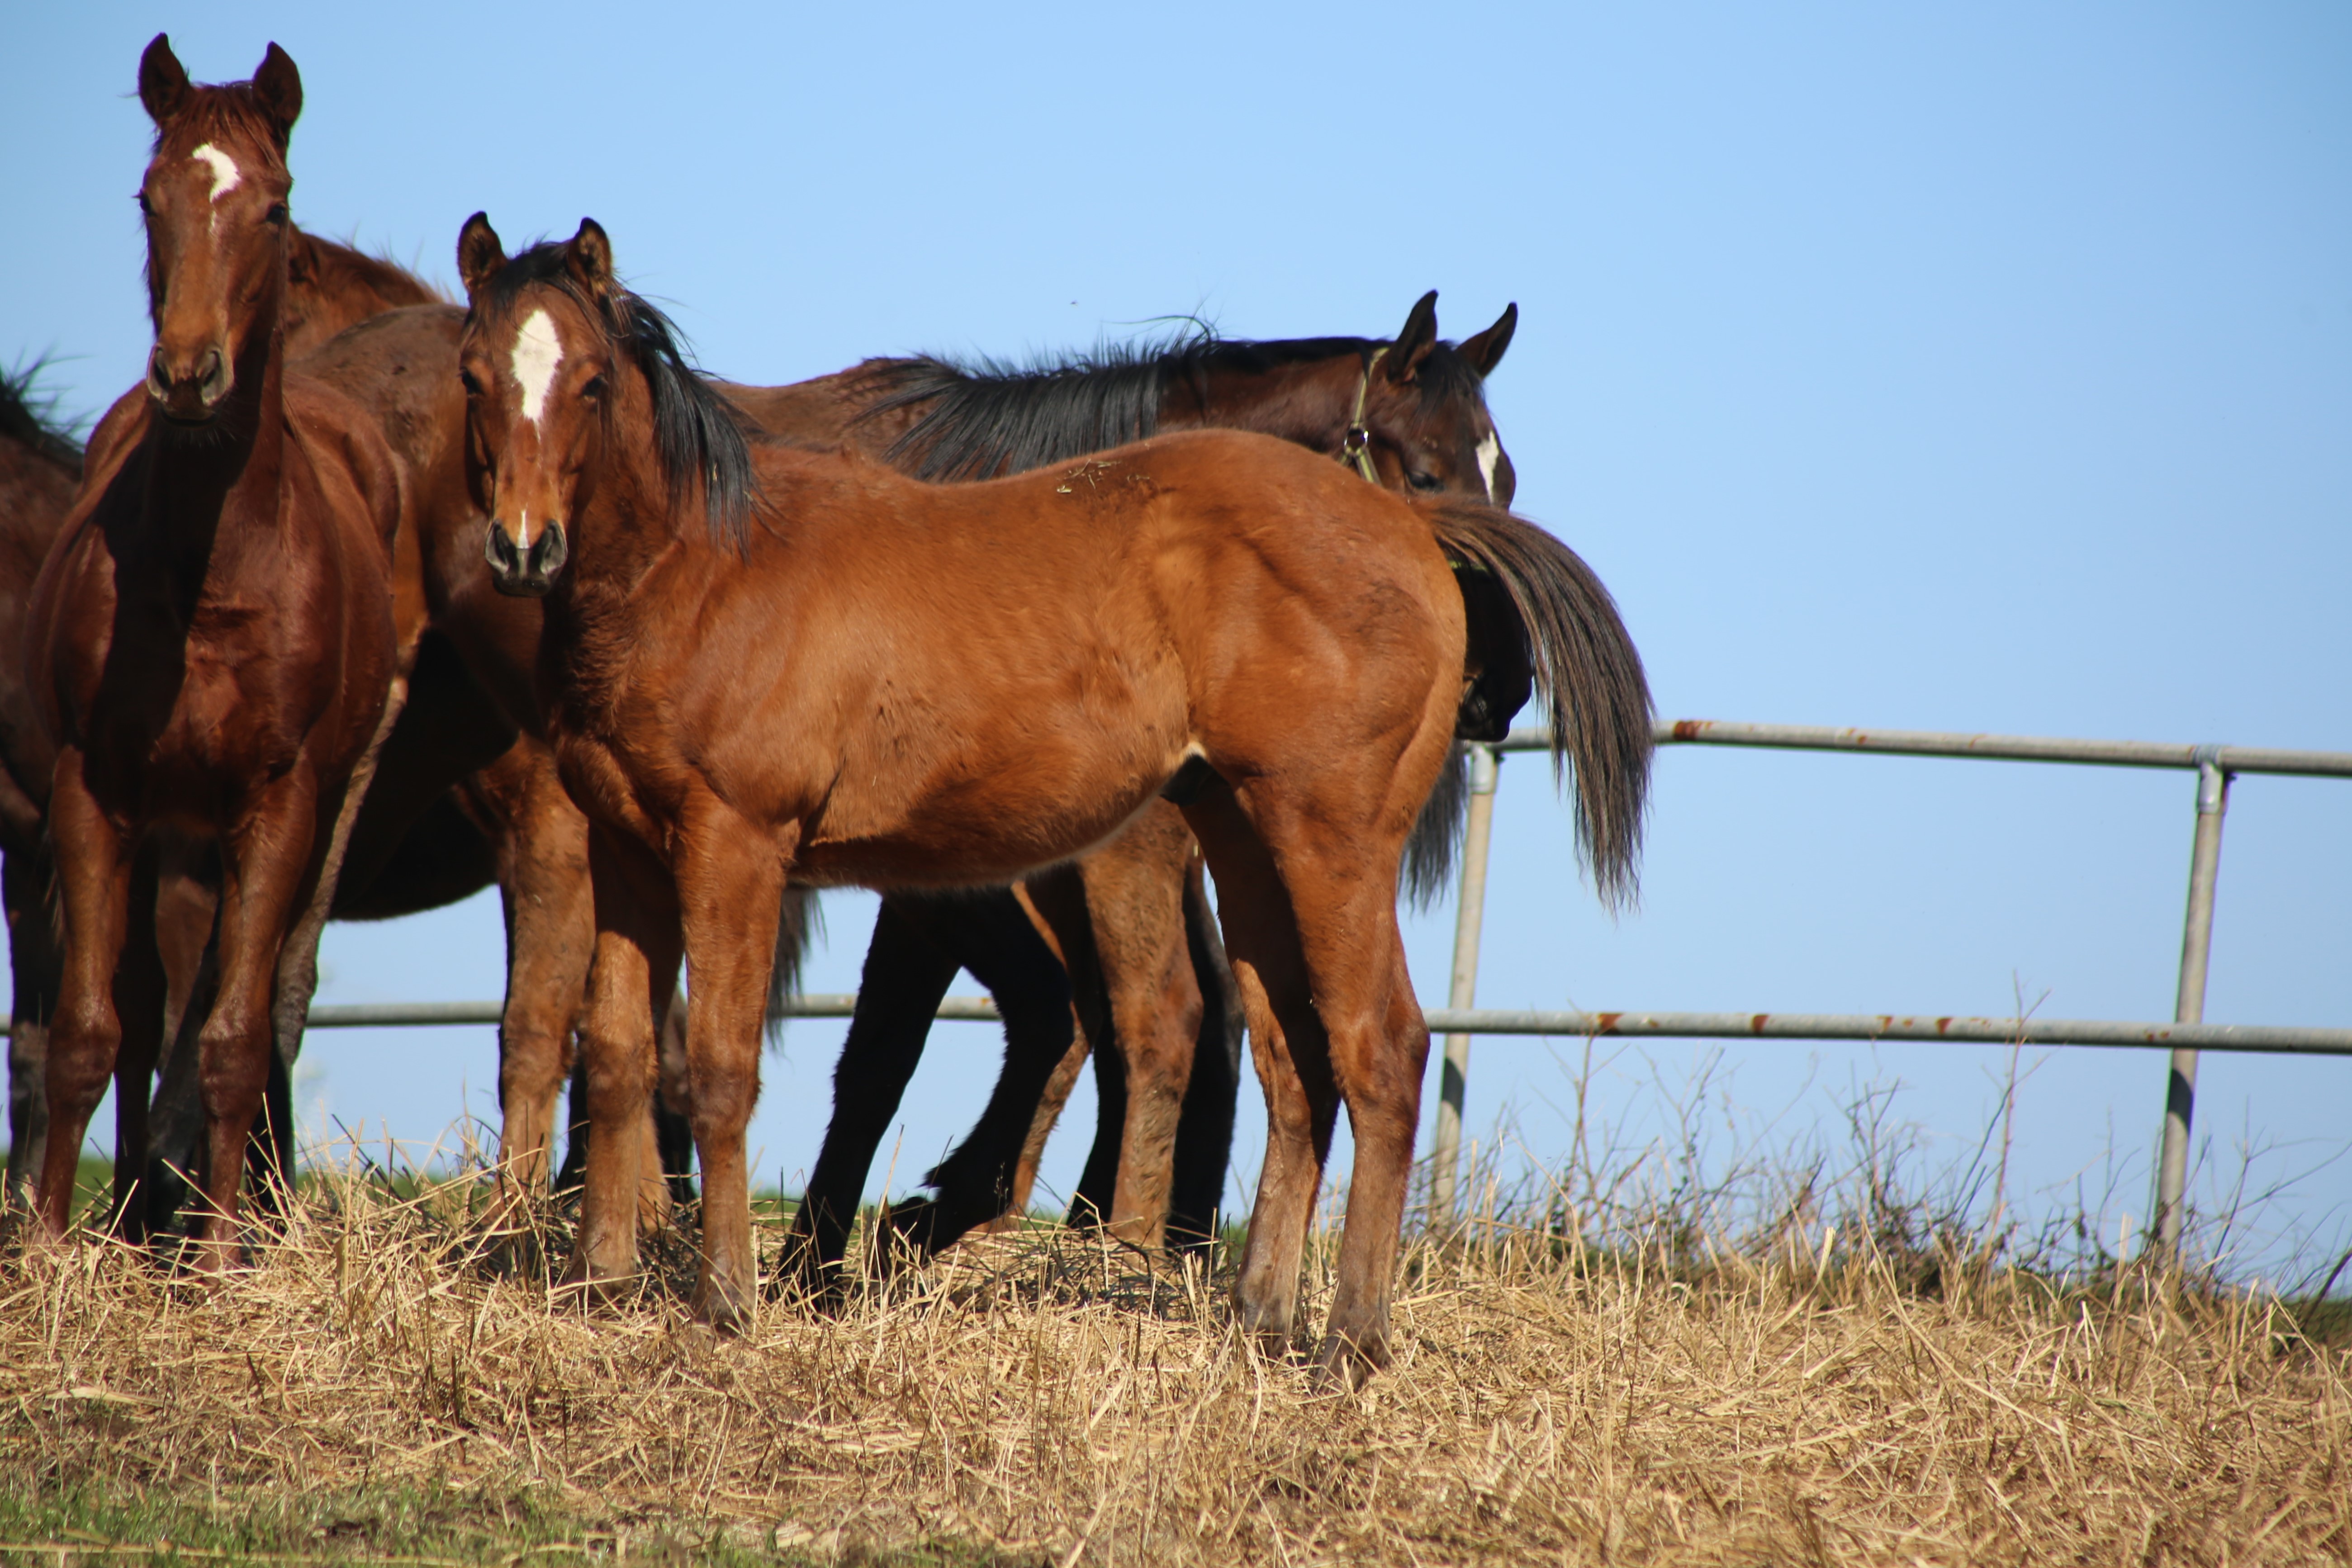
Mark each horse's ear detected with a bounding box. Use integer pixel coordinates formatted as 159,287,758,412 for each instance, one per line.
138,34,190,128
1385,289,1440,383
250,43,303,145
1458,302,1517,379
566,218,616,300
457,212,507,302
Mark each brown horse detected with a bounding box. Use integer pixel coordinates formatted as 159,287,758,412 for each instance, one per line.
19,38,402,1264
297,289,1520,1247
455,216,1648,1383
763,298,1522,1295
4,230,442,1213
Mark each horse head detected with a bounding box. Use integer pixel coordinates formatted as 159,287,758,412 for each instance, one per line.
135,34,301,428
1344,291,1518,506
456,213,754,597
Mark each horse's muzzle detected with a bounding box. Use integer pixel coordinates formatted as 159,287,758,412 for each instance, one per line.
485,518,569,598
146,343,232,424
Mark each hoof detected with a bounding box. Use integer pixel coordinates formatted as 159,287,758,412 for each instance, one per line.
1312,1328,1390,1392
556,1251,637,1307
692,1278,752,1336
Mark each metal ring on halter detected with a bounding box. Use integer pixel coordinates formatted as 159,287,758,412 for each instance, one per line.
1339,346,1390,485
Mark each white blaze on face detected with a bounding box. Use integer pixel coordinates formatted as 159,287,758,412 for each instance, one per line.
190,143,241,234
512,309,564,426
506,308,566,549
1475,431,1503,502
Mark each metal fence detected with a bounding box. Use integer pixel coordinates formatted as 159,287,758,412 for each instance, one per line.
1426,719,2352,1251
23,716,2347,1255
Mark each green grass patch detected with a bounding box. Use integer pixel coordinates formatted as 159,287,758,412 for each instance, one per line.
0,1473,1030,1566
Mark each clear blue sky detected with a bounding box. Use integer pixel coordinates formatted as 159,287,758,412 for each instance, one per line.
7,4,2348,1279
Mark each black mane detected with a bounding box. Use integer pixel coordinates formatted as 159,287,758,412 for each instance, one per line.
0,358,88,475
861,326,1490,483
481,244,759,553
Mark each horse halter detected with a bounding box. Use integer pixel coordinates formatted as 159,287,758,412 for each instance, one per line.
1338,345,1390,485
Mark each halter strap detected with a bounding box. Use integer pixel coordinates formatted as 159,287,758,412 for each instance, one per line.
1338,345,1389,485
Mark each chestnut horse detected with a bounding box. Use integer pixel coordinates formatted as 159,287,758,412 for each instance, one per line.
455,216,1648,1384
762,298,1521,1295
20,39,401,1262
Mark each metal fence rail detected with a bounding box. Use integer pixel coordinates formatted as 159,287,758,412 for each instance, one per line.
278,1000,2352,1057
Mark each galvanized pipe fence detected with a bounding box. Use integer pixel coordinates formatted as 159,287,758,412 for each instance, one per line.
15,717,2345,1257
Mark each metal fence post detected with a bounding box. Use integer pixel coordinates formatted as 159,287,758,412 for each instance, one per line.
1429,743,1500,1225
2152,749,2231,1257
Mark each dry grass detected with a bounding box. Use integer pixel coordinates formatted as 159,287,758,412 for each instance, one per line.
4,1155,2349,1568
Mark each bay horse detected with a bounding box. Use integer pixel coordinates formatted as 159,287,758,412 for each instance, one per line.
759,298,1522,1295
295,289,1520,1251
455,215,1648,1383
19,38,402,1265
4,248,443,1216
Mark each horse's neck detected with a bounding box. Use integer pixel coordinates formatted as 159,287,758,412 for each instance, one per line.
138,329,294,587
1156,356,1353,449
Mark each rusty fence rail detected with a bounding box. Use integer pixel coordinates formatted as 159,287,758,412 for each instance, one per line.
13,717,2343,1258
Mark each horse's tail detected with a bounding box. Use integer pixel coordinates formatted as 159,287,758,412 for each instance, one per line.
1421,499,1653,907
764,885,823,1043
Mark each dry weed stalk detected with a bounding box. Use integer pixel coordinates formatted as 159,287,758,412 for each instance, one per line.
5,1152,2349,1567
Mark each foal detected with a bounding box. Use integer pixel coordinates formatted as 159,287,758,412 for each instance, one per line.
456,215,1647,1384
22,39,400,1261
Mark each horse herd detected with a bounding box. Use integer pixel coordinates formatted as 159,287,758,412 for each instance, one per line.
0,36,1653,1387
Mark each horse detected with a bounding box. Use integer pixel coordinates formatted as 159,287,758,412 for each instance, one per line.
762,297,1523,1296
298,288,1522,1252
19,38,403,1266
4,237,445,1217
455,214,1649,1384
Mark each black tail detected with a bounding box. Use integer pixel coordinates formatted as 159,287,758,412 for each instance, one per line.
1423,500,1652,907
1400,744,1468,911
763,885,822,1043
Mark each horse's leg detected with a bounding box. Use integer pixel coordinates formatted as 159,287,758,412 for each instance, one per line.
1193,770,1435,1389
1011,867,1109,1223
563,824,679,1300
36,754,133,1238
776,897,958,1301
888,890,1077,1261
189,767,329,1274
1179,779,1337,1358
1079,808,1204,1251
264,673,408,1198
670,798,786,1331
141,914,218,1236
3,842,61,1213
1167,851,1244,1253
105,845,167,1239
465,741,592,1228
654,990,696,1206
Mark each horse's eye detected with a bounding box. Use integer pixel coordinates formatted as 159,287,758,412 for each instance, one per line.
265,202,289,226
459,369,483,397
582,375,607,402
1408,470,1446,493
136,191,153,215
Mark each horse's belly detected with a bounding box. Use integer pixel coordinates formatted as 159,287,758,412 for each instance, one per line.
795,733,1184,889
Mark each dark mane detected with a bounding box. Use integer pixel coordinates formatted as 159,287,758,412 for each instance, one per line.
1,357,89,476
861,327,1493,482
481,243,759,553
